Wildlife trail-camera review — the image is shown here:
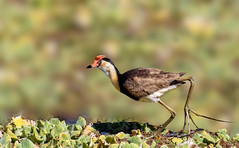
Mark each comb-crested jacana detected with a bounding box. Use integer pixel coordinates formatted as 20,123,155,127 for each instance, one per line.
87,55,232,133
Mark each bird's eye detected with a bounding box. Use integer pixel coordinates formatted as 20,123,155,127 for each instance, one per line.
97,60,102,67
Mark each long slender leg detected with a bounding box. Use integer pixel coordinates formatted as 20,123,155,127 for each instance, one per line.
185,107,190,134
155,99,176,134
181,108,198,134
182,107,187,132
179,76,232,133
189,113,199,128
178,76,198,132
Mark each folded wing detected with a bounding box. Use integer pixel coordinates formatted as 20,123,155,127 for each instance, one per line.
120,68,185,99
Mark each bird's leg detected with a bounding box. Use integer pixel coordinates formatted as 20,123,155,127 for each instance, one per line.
185,106,190,134
182,107,188,133
182,107,198,134
178,76,199,133
179,76,232,133
155,99,176,134
189,113,199,128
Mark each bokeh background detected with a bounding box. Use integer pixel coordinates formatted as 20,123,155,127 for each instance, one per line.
0,0,238,135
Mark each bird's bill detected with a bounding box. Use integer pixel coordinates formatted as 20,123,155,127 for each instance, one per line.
86,60,99,69
86,65,92,68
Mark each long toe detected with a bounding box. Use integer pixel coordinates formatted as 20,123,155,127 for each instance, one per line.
177,129,185,135
195,128,204,132
164,132,179,137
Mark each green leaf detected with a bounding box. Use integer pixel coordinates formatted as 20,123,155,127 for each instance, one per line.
120,142,130,148
70,130,81,138
109,143,119,148
212,135,220,143
43,121,54,134
20,139,36,148
75,125,82,131
150,140,156,148
80,142,89,148
233,133,239,142
6,128,18,142
28,127,45,144
0,133,11,146
218,129,227,134
36,120,45,129
129,136,141,146
105,135,117,144
76,117,86,128
22,125,32,137
59,132,70,141
115,132,126,139
78,135,91,144
15,128,23,137
193,133,204,144
60,121,68,131
144,126,152,133
49,118,61,125
142,141,150,148
51,125,64,138
218,129,230,141
67,124,75,131
98,135,106,142
70,139,76,145
59,132,71,146
67,124,82,137
202,131,215,144
129,143,140,148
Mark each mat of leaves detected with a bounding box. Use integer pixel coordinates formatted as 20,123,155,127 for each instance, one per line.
0,116,238,147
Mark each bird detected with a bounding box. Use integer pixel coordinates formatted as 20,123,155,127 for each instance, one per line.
86,55,232,134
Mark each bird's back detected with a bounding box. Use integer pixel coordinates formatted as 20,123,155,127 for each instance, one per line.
119,68,185,100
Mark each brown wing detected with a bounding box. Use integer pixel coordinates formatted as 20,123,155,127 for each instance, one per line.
119,68,185,99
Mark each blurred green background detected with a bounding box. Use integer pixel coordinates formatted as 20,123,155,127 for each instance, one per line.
0,0,238,134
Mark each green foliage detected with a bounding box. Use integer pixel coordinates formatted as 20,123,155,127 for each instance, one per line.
233,134,239,142
0,1,238,136
18,139,36,148
129,136,142,146
76,117,86,128
217,129,231,141
0,116,238,147
0,133,11,146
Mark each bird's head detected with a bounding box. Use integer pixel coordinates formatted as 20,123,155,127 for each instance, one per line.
86,55,106,69
87,55,119,78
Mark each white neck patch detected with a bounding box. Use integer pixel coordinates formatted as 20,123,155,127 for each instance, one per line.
98,62,114,78
97,61,120,91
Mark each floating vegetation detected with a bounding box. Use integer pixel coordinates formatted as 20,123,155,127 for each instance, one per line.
0,116,238,147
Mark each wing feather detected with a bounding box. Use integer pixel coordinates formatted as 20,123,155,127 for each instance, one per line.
119,68,185,99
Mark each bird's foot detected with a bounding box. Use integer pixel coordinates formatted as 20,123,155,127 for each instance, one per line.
177,128,204,137
154,128,204,137
154,127,178,137
155,130,189,137
194,128,204,132
164,131,181,137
